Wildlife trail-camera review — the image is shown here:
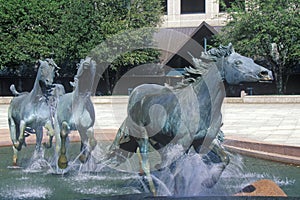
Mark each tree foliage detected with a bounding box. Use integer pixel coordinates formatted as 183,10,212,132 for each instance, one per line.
0,0,63,76
0,0,163,80
215,0,300,94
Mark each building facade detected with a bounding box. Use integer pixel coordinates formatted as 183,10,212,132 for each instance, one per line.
161,0,234,28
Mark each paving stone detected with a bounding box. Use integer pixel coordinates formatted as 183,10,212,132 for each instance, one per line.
1,99,300,148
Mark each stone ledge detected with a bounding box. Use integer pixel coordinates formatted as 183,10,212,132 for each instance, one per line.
224,137,300,165
0,128,118,148
224,94,300,104
243,95,300,104
0,97,12,104
0,96,130,105
224,137,300,157
2,95,300,105
91,96,129,104
224,145,300,166
2,127,300,167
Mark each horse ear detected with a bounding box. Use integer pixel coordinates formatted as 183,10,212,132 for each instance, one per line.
228,43,235,53
70,81,75,88
46,58,60,69
35,60,41,69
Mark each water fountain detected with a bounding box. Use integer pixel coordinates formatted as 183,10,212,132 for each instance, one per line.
2,41,298,199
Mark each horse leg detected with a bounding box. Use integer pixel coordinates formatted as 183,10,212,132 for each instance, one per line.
58,121,69,169
12,146,18,166
13,120,26,151
136,147,146,175
78,127,97,163
78,128,88,163
9,117,19,166
43,120,55,148
35,126,43,152
201,139,230,188
87,127,97,150
54,120,61,160
44,121,55,149
109,121,126,151
137,138,156,195
87,127,97,157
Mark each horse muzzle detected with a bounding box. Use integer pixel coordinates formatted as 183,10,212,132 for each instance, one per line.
258,70,273,82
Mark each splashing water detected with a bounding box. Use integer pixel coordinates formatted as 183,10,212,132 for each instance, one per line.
1,143,298,199
0,185,52,199
152,151,242,196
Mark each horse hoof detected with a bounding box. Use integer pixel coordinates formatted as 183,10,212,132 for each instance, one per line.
90,140,97,149
79,155,87,163
58,155,68,169
201,177,217,188
13,142,22,151
138,170,145,176
43,142,52,149
79,154,88,163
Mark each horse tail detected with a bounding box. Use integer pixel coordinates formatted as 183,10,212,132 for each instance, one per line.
10,85,20,96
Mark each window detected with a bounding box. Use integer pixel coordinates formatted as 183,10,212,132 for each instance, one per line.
219,0,245,12
163,0,168,14
181,0,205,14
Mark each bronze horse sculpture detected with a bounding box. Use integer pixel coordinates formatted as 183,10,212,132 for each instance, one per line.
56,57,97,169
108,44,273,194
8,59,59,166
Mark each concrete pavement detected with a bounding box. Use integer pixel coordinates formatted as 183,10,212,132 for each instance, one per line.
1,96,300,164
222,103,300,147
220,102,300,165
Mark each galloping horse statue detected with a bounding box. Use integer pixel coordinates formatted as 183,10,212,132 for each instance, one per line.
8,59,59,166
56,57,97,169
108,44,273,194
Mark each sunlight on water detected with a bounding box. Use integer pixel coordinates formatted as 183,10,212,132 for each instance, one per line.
0,186,52,199
75,186,117,195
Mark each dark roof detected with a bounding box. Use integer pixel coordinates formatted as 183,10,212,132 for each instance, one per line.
165,27,197,36
160,21,218,68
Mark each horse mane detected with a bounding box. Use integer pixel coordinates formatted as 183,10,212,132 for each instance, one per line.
205,43,234,58
45,58,59,69
173,43,233,89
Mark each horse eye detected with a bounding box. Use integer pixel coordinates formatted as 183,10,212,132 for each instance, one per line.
235,60,242,66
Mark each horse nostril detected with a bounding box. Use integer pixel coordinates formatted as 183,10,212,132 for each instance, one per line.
259,71,269,77
46,79,52,85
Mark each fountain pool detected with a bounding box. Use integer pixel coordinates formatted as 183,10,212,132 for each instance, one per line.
0,142,299,199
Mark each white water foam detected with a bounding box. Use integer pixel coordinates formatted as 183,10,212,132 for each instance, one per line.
74,186,117,195
0,186,52,199
153,149,247,196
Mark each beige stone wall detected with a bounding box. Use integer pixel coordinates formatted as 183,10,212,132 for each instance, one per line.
161,0,228,28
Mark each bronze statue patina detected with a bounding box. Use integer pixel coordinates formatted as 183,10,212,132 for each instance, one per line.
8,59,60,166
108,44,273,194
56,57,97,169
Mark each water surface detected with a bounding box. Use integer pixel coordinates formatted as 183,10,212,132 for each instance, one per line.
0,143,299,199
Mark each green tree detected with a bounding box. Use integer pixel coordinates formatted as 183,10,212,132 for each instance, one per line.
89,0,163,94
0,0,163,93
0,0,63,76
215,0,300,94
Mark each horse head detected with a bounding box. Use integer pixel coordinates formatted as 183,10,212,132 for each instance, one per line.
74,57,96,95
207,43,273,85
35,58,59,94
